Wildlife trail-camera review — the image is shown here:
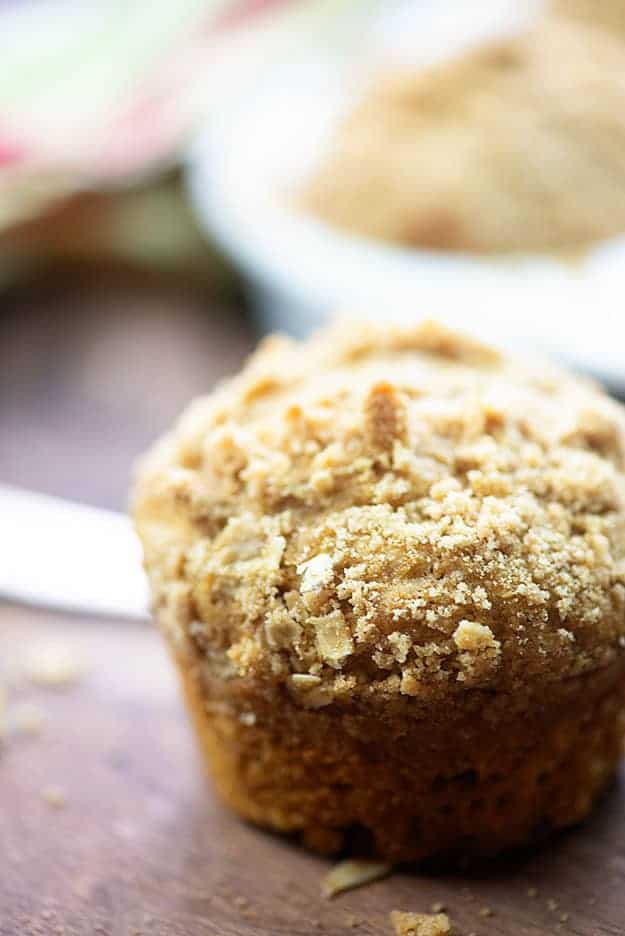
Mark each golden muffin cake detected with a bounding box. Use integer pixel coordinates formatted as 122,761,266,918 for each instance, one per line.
133,320,625,861
300,14,625,254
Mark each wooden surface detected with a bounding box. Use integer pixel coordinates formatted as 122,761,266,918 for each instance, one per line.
1,276,624,935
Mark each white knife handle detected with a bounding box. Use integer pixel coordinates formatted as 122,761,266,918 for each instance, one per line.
0,485,149,621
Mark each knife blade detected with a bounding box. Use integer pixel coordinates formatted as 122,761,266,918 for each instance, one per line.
0,485,149,621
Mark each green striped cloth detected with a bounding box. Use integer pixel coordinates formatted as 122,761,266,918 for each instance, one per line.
0,0,361,232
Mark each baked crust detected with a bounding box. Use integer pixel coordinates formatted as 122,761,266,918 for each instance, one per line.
178,654,625,861
133,319,625,859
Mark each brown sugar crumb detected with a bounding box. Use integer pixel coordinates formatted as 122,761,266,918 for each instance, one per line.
478,906,493,918
452,620,501,686
345,914,362,928
547,899,559,912
527,887,539,898
321,859,392,898
300,14,625,255
390,910,452,936
40,785,66,808
430,902,446,914
364,382,407,451
559,912,570,923
25,642,84,689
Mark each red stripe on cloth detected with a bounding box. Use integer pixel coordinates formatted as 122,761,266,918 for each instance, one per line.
211,0,302,32
0,139,25,167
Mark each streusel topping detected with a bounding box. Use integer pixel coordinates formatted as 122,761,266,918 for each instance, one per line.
133,320,625,706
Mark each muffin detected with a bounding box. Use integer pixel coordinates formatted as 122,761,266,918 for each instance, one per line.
133,320,625,862
299,15,625,253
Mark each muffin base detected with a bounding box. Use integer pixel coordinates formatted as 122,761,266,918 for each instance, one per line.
178,659,625,863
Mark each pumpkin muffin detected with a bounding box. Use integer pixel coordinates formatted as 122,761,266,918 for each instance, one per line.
132,320,625,861
300,14,625,254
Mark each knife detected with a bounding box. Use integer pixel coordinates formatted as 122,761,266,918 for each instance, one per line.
0,485,149,621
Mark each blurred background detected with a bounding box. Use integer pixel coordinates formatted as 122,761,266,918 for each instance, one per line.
3,0,625,515
3,3,625,931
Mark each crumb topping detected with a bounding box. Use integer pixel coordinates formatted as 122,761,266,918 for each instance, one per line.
390,910,452,936
133,320,625,706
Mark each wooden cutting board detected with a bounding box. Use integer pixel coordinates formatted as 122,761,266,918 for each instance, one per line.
1,276,624,936
2,604,623,936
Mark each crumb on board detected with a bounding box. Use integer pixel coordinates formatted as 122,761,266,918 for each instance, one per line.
24,642,84,688
478,906,493,918
390,910,452,936
321,859,392,898
527,887,538,898
40,785,66,808
430,902,446,913
11,701,46,736
547,899,559,912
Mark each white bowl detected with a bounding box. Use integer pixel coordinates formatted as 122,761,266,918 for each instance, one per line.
188,58,625,393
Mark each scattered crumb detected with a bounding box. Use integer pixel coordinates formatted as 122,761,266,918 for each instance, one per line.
345,913,361,928
11,701,46,736
24,642,84,689
390,910,452,936
40,785,66,808
478,907,493,918
430,902,446,913
527,887,538,898
234,895,249,908
321,859,392,898
547,899,559,912
560,913,569,923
